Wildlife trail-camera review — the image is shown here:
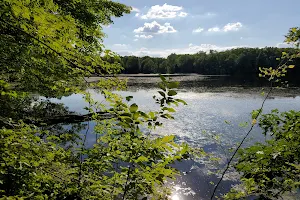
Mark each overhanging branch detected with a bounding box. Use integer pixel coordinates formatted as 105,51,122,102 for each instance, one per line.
24,112,114,126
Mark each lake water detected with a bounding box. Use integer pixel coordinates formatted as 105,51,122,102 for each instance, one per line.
55,76,300,200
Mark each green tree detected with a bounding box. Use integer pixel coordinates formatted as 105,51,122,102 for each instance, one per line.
225,110,300,199
119,46,300,86
142,58,158,74
0,1,196,199
124,56,140,73
0,0,130,97
158,60,170,74
224,27,300,200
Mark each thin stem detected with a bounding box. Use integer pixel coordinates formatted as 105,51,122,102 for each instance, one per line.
210,85,273,200
122,165,132,200
78,97,91,193
111,162,119,200
210,56,290,199
0,18,92,74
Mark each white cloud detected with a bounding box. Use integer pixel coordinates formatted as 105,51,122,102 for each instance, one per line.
134,34,153,39
208,22,243,33
178,12,188,17
192,12,217,19
113,44,127,47
205,12,216,17
117,44,247,57
140,3,187,19
276,42,294,48
186,44,245,53
223,22,243,32
192,27,204,33
208,27,221,32
133,39,139,42
134,21,177,34
135,13,140,17
131,7,140,13
112,44,129,50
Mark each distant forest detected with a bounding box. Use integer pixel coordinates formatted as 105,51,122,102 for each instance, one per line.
120,47,300,85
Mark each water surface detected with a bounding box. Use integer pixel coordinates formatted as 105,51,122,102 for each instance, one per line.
55,77,300,199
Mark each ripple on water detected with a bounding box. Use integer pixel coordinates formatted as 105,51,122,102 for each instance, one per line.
55,88,300,199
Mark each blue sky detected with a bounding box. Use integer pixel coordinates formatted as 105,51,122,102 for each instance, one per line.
103,0,300,57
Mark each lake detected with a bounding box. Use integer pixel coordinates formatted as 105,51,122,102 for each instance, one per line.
55,75,300,200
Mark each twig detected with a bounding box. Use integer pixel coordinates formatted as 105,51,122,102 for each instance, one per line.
122,164,132,200
78,97,91,193
210,85,273,199
0,18,92,73
210,54,290,199
25,111,114,126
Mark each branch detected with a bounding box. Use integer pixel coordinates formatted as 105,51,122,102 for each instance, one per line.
78,104,91,193
0,18,93,74
122,165,132,200
24,112,114,126
210,56,291,199
210,86,273,199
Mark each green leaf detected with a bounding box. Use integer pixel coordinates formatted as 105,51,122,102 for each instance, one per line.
149,111,155,119
162,107,176,112
175,99,187,105
162,135,175,143
159,74,166,82
136,156,149,162
166,107,176,112
167,82,179,89
239,122,249,128
133,112,140,120
288,65,295,69
158,91,165,97
251,109,262,119
126,96,133,101
168,90,177,96
225,120,231,125
129,103,138,113
139,111,149,118
158,83,166,91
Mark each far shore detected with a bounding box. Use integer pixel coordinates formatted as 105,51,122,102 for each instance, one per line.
89,73,230,78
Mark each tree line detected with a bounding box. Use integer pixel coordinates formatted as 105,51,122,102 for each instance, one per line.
120,47,300,84
1,0,300,198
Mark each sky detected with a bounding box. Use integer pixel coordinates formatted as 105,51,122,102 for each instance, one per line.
103,0,300,57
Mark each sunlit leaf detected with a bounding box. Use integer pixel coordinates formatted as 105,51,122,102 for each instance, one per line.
129,103,138,113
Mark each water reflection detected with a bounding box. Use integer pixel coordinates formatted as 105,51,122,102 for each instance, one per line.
171,194,180,200
54,82,300,199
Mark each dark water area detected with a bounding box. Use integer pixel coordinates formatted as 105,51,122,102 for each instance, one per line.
55,75,300,199
86,75,300,96
126,75,257,88
118,74,295,87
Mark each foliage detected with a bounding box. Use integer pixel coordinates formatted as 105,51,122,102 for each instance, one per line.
285,27,300,48
120,47,300,85
0,0,131,126
0,0,130,97
0,123,77,199
81,77,192,199
225,110,300,199
0,77,195,199
2,0,298,199
224,28,300,200
0,0,196,199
